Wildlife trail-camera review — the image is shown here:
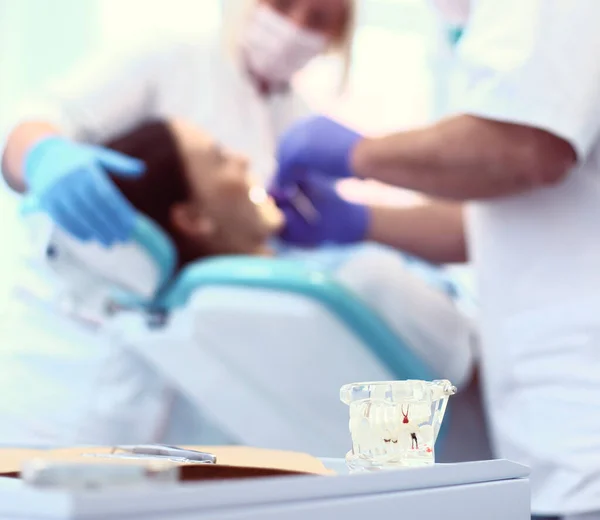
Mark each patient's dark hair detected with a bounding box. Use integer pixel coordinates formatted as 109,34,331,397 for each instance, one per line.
103,120,194,267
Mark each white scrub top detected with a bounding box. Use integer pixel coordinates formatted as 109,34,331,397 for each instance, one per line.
15,36,311,184
449,0,600,515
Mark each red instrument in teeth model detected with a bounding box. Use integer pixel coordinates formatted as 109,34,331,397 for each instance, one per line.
402,405,410,424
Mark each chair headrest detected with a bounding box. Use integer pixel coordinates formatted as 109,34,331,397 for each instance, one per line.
21,199,177,306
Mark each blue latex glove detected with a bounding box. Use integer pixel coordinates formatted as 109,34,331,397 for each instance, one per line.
272,173,370,247
274,116,363,188
24,136,145,246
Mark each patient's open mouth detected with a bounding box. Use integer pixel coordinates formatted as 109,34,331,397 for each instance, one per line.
248,185,269,205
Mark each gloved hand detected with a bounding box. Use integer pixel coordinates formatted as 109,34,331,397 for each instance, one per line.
24,136,145,247
274,116,363,188
272,172,370,247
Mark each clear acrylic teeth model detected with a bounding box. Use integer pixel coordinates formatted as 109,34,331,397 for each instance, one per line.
340,380,457,472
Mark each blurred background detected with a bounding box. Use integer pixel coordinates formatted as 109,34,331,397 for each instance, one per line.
0,0,448,306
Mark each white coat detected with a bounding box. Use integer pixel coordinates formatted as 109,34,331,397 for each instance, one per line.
447,0,600,516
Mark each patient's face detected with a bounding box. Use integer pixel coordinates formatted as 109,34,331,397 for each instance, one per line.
168,120,284,255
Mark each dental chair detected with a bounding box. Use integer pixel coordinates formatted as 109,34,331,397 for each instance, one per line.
23,209,489,460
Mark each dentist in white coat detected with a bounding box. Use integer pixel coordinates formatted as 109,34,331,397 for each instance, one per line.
272,0,600,518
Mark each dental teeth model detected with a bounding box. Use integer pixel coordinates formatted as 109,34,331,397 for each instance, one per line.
340,380,456,472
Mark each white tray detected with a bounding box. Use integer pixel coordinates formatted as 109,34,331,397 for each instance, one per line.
0,460,530,520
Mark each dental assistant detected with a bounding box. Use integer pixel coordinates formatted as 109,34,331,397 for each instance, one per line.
1,0,355,247
273,1,600,519
0,0,354,447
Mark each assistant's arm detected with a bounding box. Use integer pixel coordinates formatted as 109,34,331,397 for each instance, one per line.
277,171,467,264
0,41,172,193
2,122,60,192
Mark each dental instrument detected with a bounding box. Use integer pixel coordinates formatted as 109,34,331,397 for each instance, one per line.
113,445,217,463
268,184,320,225
287,184,320,224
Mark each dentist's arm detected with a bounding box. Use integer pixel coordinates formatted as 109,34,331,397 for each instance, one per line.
275,114,576,201
351,115,576,200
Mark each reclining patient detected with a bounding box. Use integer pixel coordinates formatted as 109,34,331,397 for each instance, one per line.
104,119,285,267
104,119,475,384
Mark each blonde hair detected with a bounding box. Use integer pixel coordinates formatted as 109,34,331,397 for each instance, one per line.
222,0,356,92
